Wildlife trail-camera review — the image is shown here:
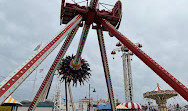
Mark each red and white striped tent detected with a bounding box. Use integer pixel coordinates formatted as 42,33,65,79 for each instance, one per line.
3,96,22,106
121,102,142,109
0,96,22,111
116,104,128,109
153,83,165,91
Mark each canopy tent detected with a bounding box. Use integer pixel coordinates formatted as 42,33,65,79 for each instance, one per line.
121,102,142,109
116,104,128,109
97,104,105,110
0,96,22,111
103,103,111,109
97,103,111,111
3,96,22,106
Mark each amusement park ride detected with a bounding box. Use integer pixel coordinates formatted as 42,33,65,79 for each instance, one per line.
143,83,178,111
111,42,142,103
0,0,188,111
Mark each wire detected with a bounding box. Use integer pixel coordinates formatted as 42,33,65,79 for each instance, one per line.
99,3,111,12
71,0,76,4
77,0,86,4
70,0,88,5
98,2,114,7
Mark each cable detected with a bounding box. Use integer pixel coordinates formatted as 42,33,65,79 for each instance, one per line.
98,2,114,7
77,0,87,4
99,4,111,11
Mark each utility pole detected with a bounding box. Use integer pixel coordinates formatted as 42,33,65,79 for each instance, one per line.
88,84,96,111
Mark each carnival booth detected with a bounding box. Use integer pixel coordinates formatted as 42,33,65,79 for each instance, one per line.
120,102,142,111
0,96,22,111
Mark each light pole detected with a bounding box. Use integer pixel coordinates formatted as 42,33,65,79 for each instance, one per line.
89,84,96,111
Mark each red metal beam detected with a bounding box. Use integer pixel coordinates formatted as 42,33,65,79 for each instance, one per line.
99,18,188,101
28,26,80,111
0,15,82,105
96,25,116,111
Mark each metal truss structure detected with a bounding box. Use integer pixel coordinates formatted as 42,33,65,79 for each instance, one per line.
112,42,142,103
0,0,187,111
53,76,63,111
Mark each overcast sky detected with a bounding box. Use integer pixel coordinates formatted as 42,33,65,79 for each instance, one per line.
0,0,188,106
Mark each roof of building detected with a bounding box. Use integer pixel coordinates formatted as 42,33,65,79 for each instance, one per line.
97,103,111,110
103,103,111,109
20,100,54,107
97,104,105,110
80,97,93,103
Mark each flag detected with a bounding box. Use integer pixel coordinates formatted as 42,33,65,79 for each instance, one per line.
39,69,44,73
33,43,42,51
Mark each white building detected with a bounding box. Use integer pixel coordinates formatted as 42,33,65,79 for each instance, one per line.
61,97,94,111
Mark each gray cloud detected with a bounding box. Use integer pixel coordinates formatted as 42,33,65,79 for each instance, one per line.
0,0,187,107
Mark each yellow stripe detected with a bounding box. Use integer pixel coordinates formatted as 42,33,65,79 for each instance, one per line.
13,100,16,103
7,96,13,103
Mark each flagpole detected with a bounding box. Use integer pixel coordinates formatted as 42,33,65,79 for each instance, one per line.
32,68,38,99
